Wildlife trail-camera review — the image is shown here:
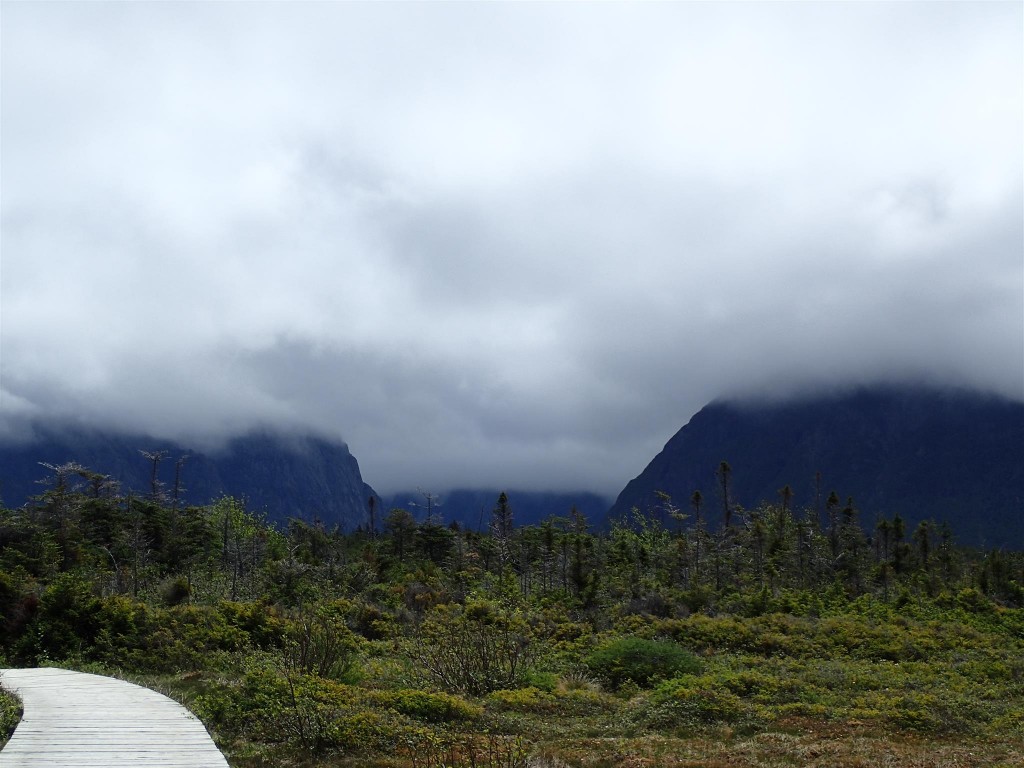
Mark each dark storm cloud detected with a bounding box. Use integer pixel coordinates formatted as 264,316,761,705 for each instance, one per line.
1,1,1021,495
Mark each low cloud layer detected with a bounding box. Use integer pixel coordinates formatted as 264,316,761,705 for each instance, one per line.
2,2,1021,495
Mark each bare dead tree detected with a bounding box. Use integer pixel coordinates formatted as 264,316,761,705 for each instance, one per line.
139,450,169,503
171,455,188,510
716,461,733,528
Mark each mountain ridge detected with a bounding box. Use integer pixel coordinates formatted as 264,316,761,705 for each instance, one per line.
609,385,1024,547
0,424,378,529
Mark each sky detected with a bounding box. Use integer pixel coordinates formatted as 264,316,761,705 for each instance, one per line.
1,1,1022,497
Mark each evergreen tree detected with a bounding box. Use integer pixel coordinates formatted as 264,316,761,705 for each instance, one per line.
491,492,514,576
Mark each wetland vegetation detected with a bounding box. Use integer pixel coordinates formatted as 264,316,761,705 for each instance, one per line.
0,464,1021,766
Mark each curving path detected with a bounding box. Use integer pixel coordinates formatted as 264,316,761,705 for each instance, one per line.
0,668,229,767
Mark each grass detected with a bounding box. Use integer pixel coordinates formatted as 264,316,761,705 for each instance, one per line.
528,730,1024,768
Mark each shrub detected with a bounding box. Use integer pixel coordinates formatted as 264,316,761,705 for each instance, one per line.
326,709,422,753
557,669,601,693
0,686,21,747
195,659,399,754
990,708,1024,737
18,572,100,662
373,688,482,722
635,676,748,730
216,600,288,650
89,599,253,673
350,601,399,640
486,686,557,713
412,599,536,695
160,576,192,606
283,603,362,682
554,686,619,717
585,636,700,690
523,669,559,692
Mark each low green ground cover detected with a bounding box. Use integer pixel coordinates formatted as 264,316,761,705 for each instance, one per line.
85,590,1019,767
0,685,21,748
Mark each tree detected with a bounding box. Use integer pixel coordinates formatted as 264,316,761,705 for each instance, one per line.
139,450,169,504
384,508,417,560
813,471,824,529
215,497,270,601
777,485,793,531
827,491,841,560
716,461,733,528
569,505,595,603
416,516,454,565
892,513,909,575
536,517,562,594
367,496,378,538
34,462,86,571
691,490,705,581
410,489,442,521
171,455,188,511
490,492,514,576
837,497,867,592
124,494,150,597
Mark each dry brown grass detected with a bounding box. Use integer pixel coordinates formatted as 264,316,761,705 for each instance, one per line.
528,725,1024,768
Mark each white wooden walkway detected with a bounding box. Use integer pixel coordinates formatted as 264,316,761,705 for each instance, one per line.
0,668,229,767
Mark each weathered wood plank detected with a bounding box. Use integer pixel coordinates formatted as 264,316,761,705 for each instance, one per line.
0,668,229,767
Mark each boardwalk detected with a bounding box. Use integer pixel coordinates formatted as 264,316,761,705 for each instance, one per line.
0,668,229,767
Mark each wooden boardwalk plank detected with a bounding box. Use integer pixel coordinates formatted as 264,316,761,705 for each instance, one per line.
0,668,229,767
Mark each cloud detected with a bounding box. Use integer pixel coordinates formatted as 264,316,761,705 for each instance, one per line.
2,1,1021,496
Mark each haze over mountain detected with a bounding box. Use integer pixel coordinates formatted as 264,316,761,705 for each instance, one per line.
2,3,1021,499
0,422,610,533
3,385,1021,549
610,386,1024,548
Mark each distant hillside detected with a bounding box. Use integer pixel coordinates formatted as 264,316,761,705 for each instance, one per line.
609,386,1024,548
0,426,378,529
383,488,611,530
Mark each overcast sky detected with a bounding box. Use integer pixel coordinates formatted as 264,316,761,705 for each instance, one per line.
2,1,1021,496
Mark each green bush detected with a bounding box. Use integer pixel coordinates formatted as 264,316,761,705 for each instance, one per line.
15,572,101,663
160,575,192,606
194,660,441,755
0,686,21,747
486,686,557,713
412,600,536,695
372,688,482,722
635,676,749,730
990,708,1024,737
523,669,559,692
283,603,362,682
325,709,423,753
91,599,255,673
585,636,700,690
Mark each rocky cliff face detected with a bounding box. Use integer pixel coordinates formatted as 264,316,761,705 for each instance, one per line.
609,386,1024,548
0,426,378,529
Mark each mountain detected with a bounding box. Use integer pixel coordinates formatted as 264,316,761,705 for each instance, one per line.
0,425,379,529
382,488,611,530
609,386,1024,548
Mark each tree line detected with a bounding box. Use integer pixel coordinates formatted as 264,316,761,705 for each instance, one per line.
1,454,1020,626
